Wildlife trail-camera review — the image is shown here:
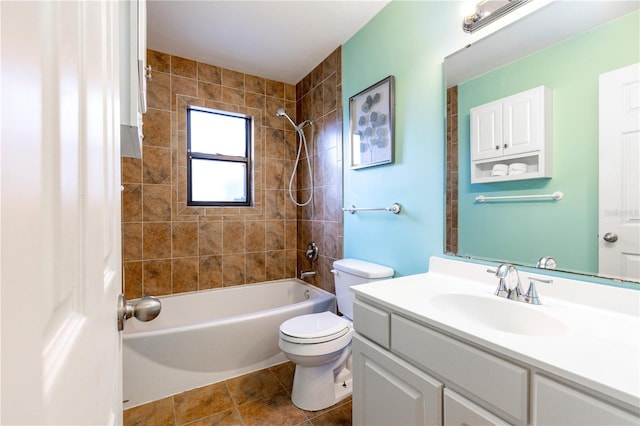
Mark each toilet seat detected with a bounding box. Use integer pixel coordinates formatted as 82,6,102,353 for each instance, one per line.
280,312,350,344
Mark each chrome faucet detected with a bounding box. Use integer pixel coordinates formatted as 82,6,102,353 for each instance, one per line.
488,263,553,305
300,271,316,279
536,256,557,270
489,263,524,301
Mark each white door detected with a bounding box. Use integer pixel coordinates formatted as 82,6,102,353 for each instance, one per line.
1,1,122,424
599,63,640,282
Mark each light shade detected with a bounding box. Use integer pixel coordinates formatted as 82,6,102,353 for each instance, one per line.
463,0,531,33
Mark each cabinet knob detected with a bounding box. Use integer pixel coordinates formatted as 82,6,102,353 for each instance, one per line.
495,145,500,150
504,143,508,148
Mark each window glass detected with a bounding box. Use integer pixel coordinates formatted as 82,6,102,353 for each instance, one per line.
190,159,247,203
189,109,247,157
186,106,252,206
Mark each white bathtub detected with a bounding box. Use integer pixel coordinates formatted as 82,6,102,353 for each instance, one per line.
123,279,336,409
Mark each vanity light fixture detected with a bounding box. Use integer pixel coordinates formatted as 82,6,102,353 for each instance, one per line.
463,0,531,33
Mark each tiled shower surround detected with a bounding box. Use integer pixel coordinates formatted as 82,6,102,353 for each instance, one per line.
294,48,344,293
121,48,343,299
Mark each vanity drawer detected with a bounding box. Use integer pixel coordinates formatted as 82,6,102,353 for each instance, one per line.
353,299,390,348
391,314,528,424
533,374,640,425
444,389,510,426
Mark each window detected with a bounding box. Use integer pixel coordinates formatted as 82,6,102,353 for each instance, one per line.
187,106,253,206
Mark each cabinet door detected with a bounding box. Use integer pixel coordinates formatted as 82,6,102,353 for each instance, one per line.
353,334,443,426
533,375,639,425
444,389,510,426
471,100,503,161
503,87,541,156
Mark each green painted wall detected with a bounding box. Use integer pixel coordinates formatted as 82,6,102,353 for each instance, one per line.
342,1,466,276
457,12,639,274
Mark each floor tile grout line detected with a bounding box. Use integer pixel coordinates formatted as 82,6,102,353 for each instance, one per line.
171,394,177,426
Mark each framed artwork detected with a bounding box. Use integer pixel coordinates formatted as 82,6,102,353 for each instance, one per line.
349,75,395,169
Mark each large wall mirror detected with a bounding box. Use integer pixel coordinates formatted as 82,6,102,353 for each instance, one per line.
445,1,639,283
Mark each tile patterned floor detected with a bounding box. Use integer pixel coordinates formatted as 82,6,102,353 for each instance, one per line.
124,362,352,426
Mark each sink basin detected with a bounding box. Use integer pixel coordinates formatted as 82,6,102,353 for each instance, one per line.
428,293,570,336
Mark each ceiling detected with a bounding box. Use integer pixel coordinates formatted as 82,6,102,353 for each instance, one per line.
146,0,391,85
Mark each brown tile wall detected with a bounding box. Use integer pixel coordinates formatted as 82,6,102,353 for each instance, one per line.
446,86,458,254
122,50,299,298
295,48,344,295
122,49,344,299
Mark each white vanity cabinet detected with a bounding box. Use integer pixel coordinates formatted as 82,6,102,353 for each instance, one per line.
352,295,639,426
352,335,443,426
470,85,552,183
353,299,443,425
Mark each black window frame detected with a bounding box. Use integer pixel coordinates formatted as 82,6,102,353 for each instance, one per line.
186,105,253,207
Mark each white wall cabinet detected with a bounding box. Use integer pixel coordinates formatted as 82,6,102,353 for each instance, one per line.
353,297,639,426
470,85,552,183
119,0,147,158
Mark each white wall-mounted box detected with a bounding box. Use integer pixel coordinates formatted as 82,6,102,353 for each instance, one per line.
470,85,552,183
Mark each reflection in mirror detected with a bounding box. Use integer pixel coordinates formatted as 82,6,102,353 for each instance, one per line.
445,1,640,283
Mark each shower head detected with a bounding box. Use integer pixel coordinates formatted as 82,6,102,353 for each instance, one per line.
275,107,298,130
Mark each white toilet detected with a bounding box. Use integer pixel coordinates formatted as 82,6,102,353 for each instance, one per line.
279,258,394,411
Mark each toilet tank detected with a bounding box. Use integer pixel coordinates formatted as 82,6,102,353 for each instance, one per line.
332,259,394,320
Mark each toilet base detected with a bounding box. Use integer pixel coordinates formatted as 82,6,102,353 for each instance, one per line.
290,354,352,411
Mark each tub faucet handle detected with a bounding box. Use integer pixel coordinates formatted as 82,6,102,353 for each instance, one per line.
306,242,319,261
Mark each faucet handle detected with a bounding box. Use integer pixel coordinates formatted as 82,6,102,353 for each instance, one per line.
487,268,509,297
525,277,553,305
494,263,513,278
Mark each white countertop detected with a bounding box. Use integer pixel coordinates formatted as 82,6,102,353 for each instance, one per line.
351,257,640,412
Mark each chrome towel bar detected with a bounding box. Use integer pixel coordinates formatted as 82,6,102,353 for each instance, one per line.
475,191,563,203
343,203,401,214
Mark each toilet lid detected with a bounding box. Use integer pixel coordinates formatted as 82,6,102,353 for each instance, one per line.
280,311,350,342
